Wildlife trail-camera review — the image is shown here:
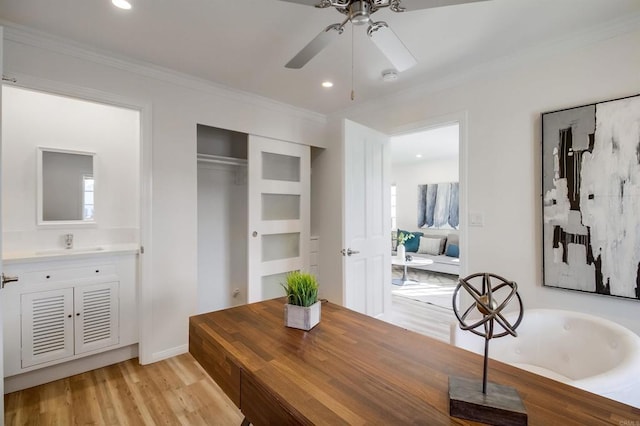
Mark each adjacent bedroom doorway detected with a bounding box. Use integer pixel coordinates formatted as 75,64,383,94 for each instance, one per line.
388,121,462,343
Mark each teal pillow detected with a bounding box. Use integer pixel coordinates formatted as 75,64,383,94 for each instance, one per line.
397,229,423,252
445,244,459,258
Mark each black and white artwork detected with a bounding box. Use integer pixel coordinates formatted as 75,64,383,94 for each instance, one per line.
542,94,640,299
418,182,459,230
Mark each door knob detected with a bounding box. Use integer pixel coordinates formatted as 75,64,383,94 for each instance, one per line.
340,248,360,257
1,273,19,289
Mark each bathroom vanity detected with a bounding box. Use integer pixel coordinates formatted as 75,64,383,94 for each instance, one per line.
1,88,144,393
2,245,139,392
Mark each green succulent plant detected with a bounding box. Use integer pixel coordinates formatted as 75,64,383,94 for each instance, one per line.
282,271,319,307
398,232,415,246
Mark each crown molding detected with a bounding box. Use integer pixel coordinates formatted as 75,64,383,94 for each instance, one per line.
335,11,640,119
1,20,327,126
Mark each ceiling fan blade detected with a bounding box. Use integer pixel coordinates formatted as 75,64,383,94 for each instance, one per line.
392,0,489,12
367,22,417,72
285,24,344,69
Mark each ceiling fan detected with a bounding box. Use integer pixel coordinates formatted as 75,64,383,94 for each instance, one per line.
281,0,488,72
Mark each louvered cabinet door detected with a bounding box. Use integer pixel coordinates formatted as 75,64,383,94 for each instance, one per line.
74,282,119,354
21,288,75,368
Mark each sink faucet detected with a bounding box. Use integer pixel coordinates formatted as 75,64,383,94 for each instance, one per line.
64,233,74,249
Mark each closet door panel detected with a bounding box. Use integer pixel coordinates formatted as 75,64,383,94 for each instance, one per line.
248,136,310,303
262,194,300,221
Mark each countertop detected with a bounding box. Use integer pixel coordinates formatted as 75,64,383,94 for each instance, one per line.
3,243,139,264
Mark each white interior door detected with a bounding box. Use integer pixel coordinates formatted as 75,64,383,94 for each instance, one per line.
342,119,391,318
247,135,310,303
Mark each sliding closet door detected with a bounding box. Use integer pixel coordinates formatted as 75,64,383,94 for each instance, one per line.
247,136,310,303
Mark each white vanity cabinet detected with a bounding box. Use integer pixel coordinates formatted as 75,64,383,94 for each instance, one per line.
2,248,137,380
21,281,119,368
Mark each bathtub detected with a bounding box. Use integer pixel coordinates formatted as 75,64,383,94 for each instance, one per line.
451,308,640,408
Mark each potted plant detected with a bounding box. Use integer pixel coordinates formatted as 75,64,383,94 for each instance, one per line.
397,232,414,260
282,271,321,331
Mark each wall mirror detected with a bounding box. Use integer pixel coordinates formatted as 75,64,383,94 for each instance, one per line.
37,147,96,225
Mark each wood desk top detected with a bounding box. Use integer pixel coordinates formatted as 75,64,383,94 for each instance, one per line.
189,298,640,425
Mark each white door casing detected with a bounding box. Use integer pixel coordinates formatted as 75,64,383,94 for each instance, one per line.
0,26,5,420
342,119,391,318
247,135,310,303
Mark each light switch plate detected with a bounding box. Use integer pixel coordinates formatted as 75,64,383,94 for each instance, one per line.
469,212,484,227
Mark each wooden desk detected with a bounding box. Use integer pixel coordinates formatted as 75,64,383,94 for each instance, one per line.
189,299,640,425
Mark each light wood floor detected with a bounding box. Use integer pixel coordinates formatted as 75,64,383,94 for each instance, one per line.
4,353,243,425
388,266,457,343
5,271,456,425
389,295,454,343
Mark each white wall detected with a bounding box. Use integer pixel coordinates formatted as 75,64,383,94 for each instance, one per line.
197,163,247,312
2,86,140,253
2,26,326,361
337,28,640,334
392,157,458,233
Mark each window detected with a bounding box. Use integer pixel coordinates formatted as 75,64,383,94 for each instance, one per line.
390,184,397,231
83,175,94,220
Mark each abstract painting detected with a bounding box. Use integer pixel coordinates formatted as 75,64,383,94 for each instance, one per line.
418,182,459,230
542,94,640,299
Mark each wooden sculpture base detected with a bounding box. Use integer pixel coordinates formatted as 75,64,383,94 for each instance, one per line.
449,376,527,426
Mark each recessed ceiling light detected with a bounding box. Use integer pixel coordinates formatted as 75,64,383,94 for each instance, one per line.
112,0,132,10
322,81,334,88
416,154,423,158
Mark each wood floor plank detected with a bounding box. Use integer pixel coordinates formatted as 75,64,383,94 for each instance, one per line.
4,353,243,426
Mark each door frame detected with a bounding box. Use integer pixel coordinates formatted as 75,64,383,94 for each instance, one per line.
389,110,469,280
0,25,5,422
1,74,154,364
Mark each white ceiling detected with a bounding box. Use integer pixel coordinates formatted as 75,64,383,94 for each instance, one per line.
391,123,459,165
0,0,639,115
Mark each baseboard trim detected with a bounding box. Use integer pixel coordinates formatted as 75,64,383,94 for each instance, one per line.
4,344,138,394
150,344,188,364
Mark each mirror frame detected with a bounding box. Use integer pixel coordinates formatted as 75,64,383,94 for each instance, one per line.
37,147,97,227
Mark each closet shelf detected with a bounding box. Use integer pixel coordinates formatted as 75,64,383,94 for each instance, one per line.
197,153,247,167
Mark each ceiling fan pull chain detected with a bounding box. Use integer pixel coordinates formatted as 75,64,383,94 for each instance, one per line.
351,23,355,101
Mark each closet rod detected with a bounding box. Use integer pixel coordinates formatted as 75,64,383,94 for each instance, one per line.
197,153,247,167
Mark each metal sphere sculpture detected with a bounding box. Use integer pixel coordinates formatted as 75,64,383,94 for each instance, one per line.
453,272,524,394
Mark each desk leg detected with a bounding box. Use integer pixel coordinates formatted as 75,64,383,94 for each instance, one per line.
241,417,251,426
392,264,409,286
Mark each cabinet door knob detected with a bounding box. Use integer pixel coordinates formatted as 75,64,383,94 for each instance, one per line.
76,313,81,316
68,314,72,318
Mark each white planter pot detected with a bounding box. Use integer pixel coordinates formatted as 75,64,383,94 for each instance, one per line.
397,243,406,260
284,301,321,331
